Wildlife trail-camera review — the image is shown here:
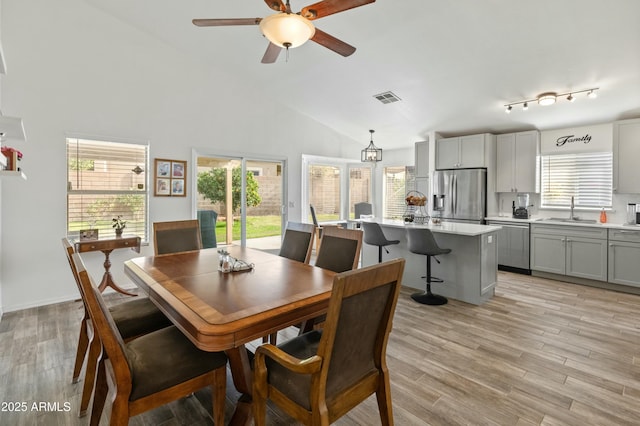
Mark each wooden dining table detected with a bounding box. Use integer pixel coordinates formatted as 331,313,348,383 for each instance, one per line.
123,246,337,425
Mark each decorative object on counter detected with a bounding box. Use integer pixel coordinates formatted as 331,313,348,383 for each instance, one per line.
1,145,22,171
112,215,126,236
154,158,187,196
600,208,607,224
504,87,598,113
361,129,382,162
403,190,429,224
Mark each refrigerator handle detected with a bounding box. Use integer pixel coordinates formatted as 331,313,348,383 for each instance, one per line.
452,174,457,214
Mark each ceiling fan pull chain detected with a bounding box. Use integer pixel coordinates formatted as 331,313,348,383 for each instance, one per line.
284,42,291,62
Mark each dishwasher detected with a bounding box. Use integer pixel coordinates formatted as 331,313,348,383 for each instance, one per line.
486,220,531,274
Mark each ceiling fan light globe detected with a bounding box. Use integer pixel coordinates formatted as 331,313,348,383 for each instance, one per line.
259,13,315,48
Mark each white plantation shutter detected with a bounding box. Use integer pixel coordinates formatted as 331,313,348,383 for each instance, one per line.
540,152,612,209
66,138,149,241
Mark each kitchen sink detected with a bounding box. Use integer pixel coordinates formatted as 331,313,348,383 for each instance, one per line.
540,217,598,224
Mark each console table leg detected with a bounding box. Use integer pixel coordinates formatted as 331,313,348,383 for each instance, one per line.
98,249,137,297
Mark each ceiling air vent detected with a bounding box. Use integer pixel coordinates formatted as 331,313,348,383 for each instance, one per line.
373,91,401,104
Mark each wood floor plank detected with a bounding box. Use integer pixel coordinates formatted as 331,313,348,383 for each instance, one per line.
1,270,640,425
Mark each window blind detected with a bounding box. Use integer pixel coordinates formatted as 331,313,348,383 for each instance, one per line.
383,166,414,219
540,152,612,209
67,138,149,241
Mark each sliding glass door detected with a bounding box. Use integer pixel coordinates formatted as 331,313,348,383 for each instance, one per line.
196,154,285,249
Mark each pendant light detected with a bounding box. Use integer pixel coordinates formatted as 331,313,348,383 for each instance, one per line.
361,129,382,162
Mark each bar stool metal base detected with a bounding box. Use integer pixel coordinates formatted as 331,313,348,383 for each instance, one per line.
411,291,448,305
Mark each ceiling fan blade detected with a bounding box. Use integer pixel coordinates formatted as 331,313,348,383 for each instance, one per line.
311,28,356,57
301,0,375,20
261,42,282,63
192,18,262,27
264,0,286,12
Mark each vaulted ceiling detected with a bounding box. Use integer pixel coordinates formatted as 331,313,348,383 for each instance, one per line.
84,0,640,148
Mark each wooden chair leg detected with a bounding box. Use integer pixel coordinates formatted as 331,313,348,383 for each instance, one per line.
72,315,90,383
90,355,107,426
80,332,101,416
375,371,394,426
212,367,226,426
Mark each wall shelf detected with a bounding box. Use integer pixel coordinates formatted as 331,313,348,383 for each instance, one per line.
0,170,27,180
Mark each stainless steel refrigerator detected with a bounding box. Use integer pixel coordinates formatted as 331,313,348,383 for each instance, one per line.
432,168,487,224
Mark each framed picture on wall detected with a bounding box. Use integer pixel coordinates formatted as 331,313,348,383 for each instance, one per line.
154,158,187,197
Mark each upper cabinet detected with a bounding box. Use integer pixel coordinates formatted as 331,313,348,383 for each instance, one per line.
435,133,494,169
496,130,539,193
414,141,429,178
613,118,640,194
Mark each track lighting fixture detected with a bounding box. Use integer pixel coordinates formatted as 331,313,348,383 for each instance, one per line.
504,87,598,113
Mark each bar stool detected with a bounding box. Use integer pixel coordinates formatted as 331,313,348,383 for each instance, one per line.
406,228,451,305
362,222,400,263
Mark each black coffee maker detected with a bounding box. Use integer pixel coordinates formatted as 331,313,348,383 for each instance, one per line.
512,194,530,219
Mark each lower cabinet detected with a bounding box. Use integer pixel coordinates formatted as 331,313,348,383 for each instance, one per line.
608,229,640,287
531,224,608,282
486,221,530,270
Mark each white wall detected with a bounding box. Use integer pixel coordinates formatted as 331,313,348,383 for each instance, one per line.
0,0,363,312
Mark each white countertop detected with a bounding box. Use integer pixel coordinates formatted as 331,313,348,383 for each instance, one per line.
486,216,640,230
371,219,501,236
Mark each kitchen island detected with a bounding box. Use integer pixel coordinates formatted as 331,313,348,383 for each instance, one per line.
360,219,501,305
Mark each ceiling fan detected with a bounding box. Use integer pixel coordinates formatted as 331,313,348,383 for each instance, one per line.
192,0,375,63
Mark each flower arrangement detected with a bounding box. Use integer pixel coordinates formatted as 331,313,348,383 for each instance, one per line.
112,215,126,231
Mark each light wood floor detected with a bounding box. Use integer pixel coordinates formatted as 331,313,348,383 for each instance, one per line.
1,271,639,425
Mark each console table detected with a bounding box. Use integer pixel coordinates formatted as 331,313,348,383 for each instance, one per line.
75,234,141,296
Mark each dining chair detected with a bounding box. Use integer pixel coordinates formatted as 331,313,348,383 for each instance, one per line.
354,201,373,219
197,210,218,248
314,226,363,273
62,238,173,417
278,221,316,264
253,258,406,426
72,252,228,426
262,222,317,345
153,219,202,255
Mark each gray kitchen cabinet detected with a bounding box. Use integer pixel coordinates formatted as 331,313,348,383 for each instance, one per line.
566,236,608,281
530,232,566,274
496,130,539,193
415,141,429,178
608,228,640,287
531,224,608,281
613,118,640,193
436,134,494,169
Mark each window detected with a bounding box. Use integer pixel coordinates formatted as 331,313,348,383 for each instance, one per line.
540,152,612,209
308,164,342,222
349,166,372,219
383,166,414,219
67,137,149,241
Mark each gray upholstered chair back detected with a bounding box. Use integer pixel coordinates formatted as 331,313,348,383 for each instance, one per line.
197,210,218,248
354,202,373,219
406,228,451,256
278,222,315,264
153,220,203,256
314,227,363,273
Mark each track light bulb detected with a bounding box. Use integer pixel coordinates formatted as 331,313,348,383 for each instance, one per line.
567,93,574,102
588,90,597,99
523,102,528,111
505,105,512,114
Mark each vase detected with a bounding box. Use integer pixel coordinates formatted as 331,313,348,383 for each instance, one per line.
115,228,123,236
